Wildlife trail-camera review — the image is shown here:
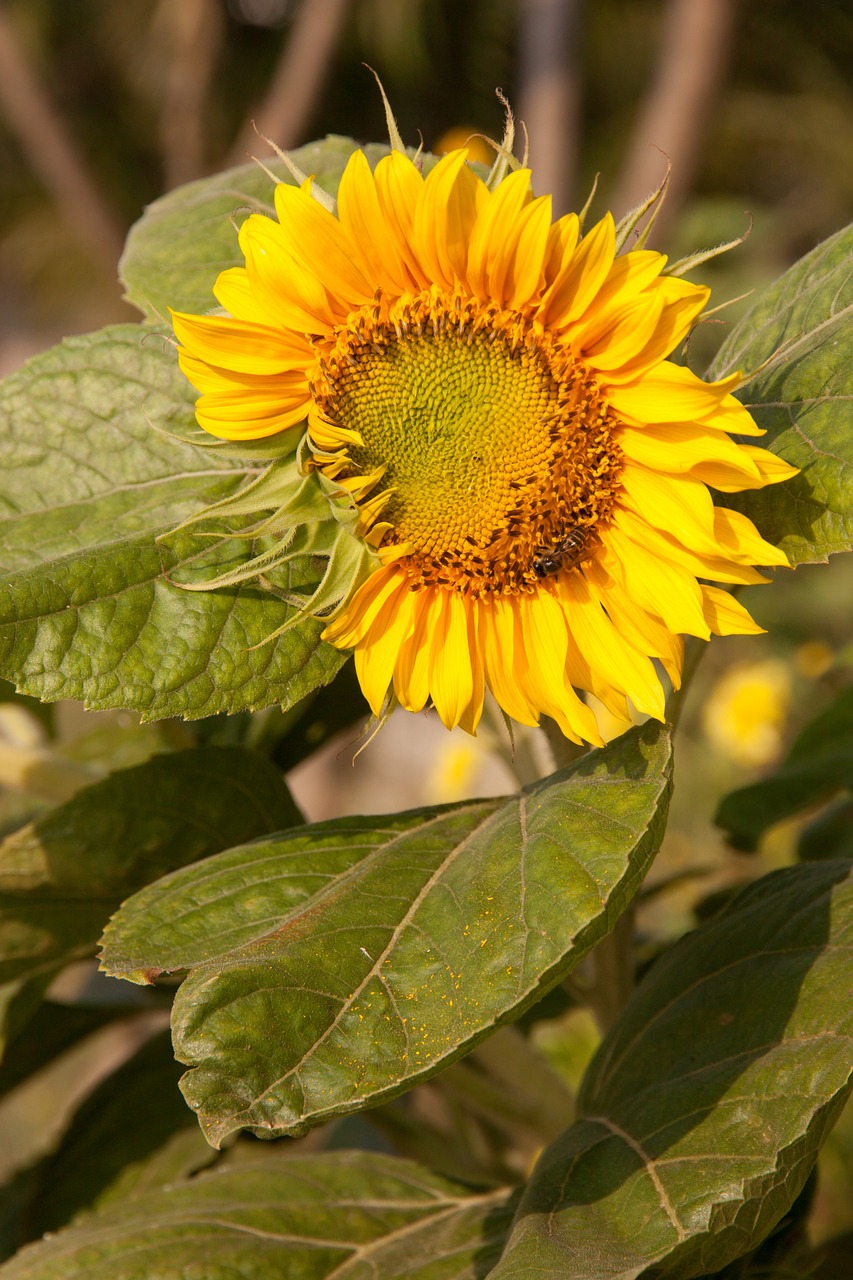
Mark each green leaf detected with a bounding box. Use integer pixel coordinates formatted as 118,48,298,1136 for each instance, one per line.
28,1031,212,1236
491,859,853,1280
101,722,671,1145
0,977,56,1064
0,745,300,989
0,324,346,719
798,796,853,861
120,138,431,320
715,685,853,851
709,223,853,565
0,1002,131,1102
0,1152,516,1280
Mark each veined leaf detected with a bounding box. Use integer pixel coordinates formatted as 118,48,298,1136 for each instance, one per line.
0,746,300,991
491,859,853,1279
101,723,671,1145
709,223,853,565
715,684,853,852
0,325,346,719
0,1151,515,1280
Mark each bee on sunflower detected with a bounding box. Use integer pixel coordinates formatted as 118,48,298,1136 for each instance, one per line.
169,106,796,746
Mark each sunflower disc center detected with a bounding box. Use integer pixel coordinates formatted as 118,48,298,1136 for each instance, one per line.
310,291,623,596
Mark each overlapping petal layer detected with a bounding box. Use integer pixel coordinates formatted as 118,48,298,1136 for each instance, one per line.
173,145,796,742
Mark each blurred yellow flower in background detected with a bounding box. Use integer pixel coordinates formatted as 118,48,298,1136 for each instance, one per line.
702,658,791,768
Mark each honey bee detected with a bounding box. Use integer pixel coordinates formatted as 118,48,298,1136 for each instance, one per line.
532,527,589,578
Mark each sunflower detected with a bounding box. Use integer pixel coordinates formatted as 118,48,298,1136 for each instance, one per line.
171,145,795,744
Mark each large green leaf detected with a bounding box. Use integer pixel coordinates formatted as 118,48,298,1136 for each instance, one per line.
715,685,853,852
25,1031,211,1238
491,859,853,1280
0,324,346,718
101,722,671,1145
120,137,437,320
0,1151,515,1280
0,1002,132,1102
0,745,300,992
709,223,853,565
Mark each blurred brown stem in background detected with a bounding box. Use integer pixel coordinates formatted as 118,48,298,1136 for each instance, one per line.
612,0,738,242
0,4,124,274
228,0,351,163
518,0,583,216
155,0,224,189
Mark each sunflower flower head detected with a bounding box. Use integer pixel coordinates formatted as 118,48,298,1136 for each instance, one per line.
171,135,797,745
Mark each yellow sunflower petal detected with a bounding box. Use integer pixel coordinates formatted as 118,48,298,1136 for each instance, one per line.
414,149,488,291
467,167,535,303
544,212,616,328
171,310,304,375
596,278,710,385
570,252,667,352
373,150,426,289
586,558,685,687
428,588,477,730
601,518,711,639
393,589,436,713
517,589,604,746
557,573,666,720
620,463,725,558
579,292,666,373
542,212,580,286
739,445,799,485
239,214,337,333
335,148,411,295
212,267,285,329
617,421,762,483
605,363,742,424
353,579,417,716
192,382,308,435
321,565,401,649
458,607,485,735
713,507,791,567
701,585,765,636
612,506,771,585
273,178,375,306
480,597,541,726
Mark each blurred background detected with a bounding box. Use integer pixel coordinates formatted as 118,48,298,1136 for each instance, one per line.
1,0,852,1255
1,0,851,375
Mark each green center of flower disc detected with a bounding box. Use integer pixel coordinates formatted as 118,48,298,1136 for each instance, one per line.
310,291,623,596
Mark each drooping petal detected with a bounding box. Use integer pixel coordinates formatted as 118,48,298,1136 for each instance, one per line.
428,588,477,729
480,596,541,726
353,579,418,715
